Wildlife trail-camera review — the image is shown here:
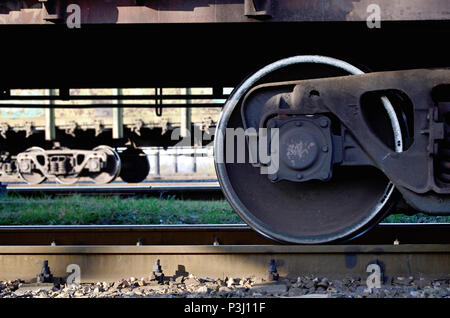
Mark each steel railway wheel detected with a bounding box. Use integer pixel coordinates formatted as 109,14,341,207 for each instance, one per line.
119,148,150,183
17,147,47,185
214,55,403,244
55,174,80,185
89,145,121,184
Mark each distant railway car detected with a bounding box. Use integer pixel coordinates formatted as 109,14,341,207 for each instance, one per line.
0,0,449,243
0,88,222,183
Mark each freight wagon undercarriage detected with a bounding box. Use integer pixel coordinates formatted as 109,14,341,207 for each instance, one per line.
1,0,449,243
213,56,450,243
0,88,224,184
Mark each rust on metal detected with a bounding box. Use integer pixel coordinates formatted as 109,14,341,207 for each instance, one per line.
0,0,448,25
0,225,448,282
0,244,448,282
0,224,449,245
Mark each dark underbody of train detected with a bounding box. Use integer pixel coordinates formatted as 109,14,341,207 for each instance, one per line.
0,0,449,244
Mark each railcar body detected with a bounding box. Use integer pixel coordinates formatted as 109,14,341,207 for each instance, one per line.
0,0,449,243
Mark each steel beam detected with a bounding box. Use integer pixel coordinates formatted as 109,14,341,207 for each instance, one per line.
112,89,123,139
180,88,192,138
0,244,448,282
44,89,56,141
0,1,448,25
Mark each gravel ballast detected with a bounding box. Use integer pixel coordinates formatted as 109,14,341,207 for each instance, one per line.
1,274,449,298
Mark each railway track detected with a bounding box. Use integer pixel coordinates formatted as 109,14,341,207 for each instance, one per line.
0,224,448,283
2,181,223,199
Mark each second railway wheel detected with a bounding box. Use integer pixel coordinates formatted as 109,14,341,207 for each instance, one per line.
89,145,121,184
214,55,403,244
55,174,80,185
118,148,150,183
17,147,47,185
53,148,80,184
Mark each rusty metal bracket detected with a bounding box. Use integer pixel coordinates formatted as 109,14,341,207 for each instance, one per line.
65,121,78,137
267,259,279,281
0,123,9,139
131,119,144,136
0,0,448,24
244,0,272,19
24,122,35,138
151,259,165,284
37,260,53,283
94,120,104,137
241,69,450,213
161,118,169,135
40,0,66,22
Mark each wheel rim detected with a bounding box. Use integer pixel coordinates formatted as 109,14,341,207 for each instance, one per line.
119,148,150,183
55,175,80,185
89,145,121,184
17,147,47,185
214,55,402,244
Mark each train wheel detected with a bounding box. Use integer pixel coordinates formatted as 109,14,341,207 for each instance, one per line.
119,148,150,183
55,175,80,185
89,145,121,184
214,55,402,244
17,147,47,184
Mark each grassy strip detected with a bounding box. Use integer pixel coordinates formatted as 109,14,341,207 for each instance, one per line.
382,213,450,223
0,194,449,225
0,194,242,225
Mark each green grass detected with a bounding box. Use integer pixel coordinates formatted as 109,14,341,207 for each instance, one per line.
0,194,448,225
382,213,450,223
0,194,242,225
